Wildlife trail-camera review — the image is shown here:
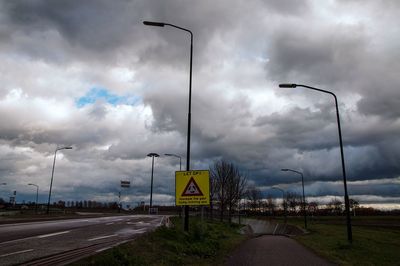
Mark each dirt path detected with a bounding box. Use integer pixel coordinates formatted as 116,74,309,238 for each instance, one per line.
225,235,335,266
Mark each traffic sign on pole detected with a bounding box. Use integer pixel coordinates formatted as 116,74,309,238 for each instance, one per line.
120,180,130,188
176,170,210,206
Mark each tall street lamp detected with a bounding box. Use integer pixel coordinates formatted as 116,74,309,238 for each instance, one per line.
28,183,39,213
164,153,182,171
47,146,72,214
280,83,352,242
144,21,193,231
147,153,160,209
281,168,307,229
272,186,287,224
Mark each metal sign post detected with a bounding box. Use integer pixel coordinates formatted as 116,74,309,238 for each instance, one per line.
119,180,131,212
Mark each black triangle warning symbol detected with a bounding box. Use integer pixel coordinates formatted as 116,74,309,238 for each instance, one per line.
181,177,204,196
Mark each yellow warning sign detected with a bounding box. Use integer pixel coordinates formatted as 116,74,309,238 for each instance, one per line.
175,170,210,206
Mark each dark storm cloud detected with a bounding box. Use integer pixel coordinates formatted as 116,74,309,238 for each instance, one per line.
357,86,400,119
254,106,338,151
261,115,400,186
263,2,400,201
1,0,211,65
1,0,311,66
259,0,311,14
267,24,368,89
304,178,400,198
142,88,188,133
3,0,136,52
266,6,400,121
252,105,400,184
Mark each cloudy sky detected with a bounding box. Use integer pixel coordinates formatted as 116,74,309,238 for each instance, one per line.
0,0,399,209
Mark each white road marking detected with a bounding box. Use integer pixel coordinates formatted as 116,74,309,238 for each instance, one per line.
95,247,111,253
273,224,279,235
88,234,117,241
95,240,128,253
37,231,70,238
106,222,114,225
130,228,147,233
0,249,34,258
1,230,71,245
136,221,151,226
0,236,36,246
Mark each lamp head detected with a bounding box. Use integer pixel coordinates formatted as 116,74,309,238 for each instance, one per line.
281,169,289,172
147,153,160,157
143,21,165,27
58,146,72,151
279,83,297,88
165,153,180,158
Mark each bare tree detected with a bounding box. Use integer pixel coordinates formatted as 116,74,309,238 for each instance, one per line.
226,169,247,222
266,194,276,215
246,186,263,212
349,198,359,216
210,159,247,222
327,198,343,215
307,201,319,216
286,192,302,214
209,173,217,219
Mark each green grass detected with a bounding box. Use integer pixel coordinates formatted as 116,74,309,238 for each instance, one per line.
74,217,246,266
294,219,400,266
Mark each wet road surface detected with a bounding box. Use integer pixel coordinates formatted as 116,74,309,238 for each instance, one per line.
0,215,165,265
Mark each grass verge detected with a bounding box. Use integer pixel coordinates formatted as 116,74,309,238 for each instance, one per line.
294,220,400,266
74,217,246,265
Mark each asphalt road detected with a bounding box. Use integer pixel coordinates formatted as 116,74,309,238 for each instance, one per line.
0,214,166,265
226,235,335,266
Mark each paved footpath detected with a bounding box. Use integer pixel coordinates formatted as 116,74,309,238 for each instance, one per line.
225,235,335,266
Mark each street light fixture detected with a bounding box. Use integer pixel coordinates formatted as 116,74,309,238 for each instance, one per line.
164,153,182,171
281,168,307,229
144,20,193,231
279,83,352,242
147,153,160,209
28,183,39,213
47,146,73,214
143,21,165,27
271,186,287,224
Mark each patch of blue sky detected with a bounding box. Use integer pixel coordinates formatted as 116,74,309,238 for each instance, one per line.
76,87,141,108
